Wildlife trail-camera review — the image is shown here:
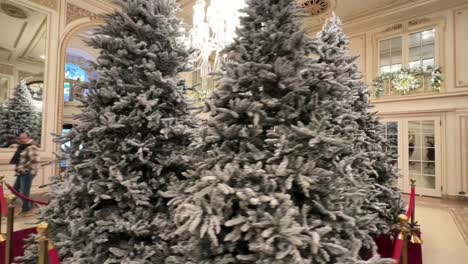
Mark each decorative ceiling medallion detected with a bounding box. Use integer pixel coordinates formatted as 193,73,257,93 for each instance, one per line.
298,0,336,17
0,3,28,19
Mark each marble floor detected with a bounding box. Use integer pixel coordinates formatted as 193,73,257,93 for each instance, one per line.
415,200,468,264
2,195,468,263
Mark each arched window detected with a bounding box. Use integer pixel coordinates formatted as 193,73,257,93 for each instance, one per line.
65,63,88,82
64,63,89,102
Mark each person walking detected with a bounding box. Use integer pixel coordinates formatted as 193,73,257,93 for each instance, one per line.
9,133,39,216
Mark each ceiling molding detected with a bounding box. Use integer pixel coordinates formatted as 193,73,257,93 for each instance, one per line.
304,0,439,33
67,0,118,14
13,22,28,49
21,17,47,60
0,63,14,75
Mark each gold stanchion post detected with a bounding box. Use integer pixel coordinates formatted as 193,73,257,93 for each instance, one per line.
5,194,15,264
0,175,5,242
37,222,49,264
410,178,416,226
409,178,423,244
398,214,409,264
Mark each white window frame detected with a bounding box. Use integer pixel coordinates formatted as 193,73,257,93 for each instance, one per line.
372,18,445,97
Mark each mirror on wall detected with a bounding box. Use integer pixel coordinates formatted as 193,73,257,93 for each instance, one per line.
63,29,98,106
0,1,47,148
60,27,99,170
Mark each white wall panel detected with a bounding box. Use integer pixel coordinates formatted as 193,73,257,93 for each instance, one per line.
348,34,366,75
454,7,468,88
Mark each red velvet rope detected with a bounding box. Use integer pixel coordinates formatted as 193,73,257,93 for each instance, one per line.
392,238,404,262
406,186,416,220
4,183,48,206
0,187,7,216
48,248,61,264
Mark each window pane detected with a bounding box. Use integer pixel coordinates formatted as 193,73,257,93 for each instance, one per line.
408,119,436,189
379,37,402,74
383,121,399,167
409,46,421,62
380,52,391,66
409,32,421,48
387,122,398,134
391,49,402,64
65,63,88,82
64,82,71,102
422,148,435,161
408,29,435,70
387,134,398,146
413,174,435,189
421,29,435,45
422,58,434,68
409,161,422,175
380,66,391,73
421,121,435,134
421,44,435,60
391,64,402,72
409,61,421,69
391,37,402,49
380,39,391,53
422,162,435,175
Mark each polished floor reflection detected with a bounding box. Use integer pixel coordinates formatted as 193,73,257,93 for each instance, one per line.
407,195,468,264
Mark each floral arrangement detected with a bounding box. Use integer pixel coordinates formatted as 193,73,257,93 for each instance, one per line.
374,66,442,97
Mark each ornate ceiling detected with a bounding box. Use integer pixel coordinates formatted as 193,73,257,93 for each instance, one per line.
0,2,47,64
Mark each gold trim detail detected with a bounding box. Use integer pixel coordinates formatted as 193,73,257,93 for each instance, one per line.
381,23,403,33
408,18,431,27
66,3,102,25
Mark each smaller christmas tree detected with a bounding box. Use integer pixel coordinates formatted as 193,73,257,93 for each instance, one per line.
0,81,41,146
312,15,402,234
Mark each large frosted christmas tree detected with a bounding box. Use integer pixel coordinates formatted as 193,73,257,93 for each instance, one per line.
19,0,193,263
0,81,41,147
165,0,395,263
313,15,402,233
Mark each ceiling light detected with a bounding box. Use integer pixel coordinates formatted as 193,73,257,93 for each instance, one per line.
40,55,45,59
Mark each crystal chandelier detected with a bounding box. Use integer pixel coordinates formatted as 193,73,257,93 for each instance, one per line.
190,0,246,76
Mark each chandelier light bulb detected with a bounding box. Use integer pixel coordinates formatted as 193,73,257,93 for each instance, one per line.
190,0,246,76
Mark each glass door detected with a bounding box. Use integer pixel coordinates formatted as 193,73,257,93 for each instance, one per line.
404,117,441,196
381,121,404,190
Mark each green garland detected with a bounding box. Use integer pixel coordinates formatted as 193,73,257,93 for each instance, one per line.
374,66,442,97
